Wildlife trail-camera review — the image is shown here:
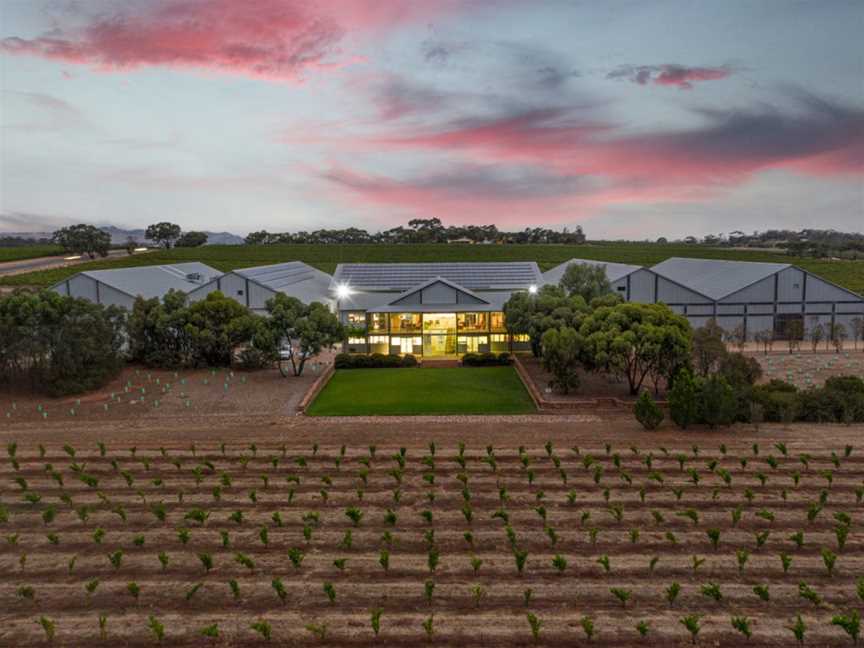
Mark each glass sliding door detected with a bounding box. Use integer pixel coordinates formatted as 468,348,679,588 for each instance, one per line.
422,313,457,356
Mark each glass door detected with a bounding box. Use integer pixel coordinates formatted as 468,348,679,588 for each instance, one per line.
422,313,457,356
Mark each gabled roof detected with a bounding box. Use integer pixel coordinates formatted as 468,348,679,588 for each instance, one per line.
232,261,331,292
223,261,332,305
367,277,495,313
392,276,490,304
650,257,791,301
332,262,542,291
64,262,221,299
542,258,644,286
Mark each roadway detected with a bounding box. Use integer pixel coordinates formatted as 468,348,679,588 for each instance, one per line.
0,249,143,278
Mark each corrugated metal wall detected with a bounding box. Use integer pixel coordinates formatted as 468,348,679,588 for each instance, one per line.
628,269,657,303
656,277,711,304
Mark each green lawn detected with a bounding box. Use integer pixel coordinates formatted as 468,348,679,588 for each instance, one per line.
307,367,536,416
4,242,863,293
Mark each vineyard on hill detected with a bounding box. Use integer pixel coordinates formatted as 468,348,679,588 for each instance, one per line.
3,242,863,294
1,439,862,646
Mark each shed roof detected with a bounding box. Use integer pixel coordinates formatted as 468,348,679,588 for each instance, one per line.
233,261,331,291
333,262,542,291
73,262,221,299
229,262,332,304
650,257,791,301
542,258,644,286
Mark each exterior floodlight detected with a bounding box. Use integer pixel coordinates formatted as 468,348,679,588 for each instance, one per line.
64,255,82,260
336,283,353,299
134,247,148,252
528,284,538,294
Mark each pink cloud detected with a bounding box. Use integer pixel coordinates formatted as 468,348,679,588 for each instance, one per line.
653,65,731,89
369,99,864,185
322,94,863,222
322,165,708,226
608,64,732,90
0,1,469,81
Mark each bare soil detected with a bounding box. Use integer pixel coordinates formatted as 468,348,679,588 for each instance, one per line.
0,363,327,425
1,413,863,647
748,349,864,390
521,357,648,402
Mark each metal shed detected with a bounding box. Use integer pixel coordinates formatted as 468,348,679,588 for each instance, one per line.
650,257,864,340
186,261,333,313
51,262,221,310
541,258,658,302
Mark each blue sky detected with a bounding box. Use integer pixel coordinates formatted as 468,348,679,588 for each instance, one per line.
1,0,862,238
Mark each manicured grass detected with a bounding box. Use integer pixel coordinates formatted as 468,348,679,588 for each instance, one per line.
0,245,63,263
307,366,536,416
4,242,863,293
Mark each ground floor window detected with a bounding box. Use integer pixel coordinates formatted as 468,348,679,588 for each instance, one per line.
368,335,389,354
457,335,488,353
348,337,366,344
397,336,422,353
490,333,509,353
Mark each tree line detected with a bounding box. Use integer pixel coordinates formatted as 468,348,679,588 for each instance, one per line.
244,218,587,245
48,223,209,259
659,228,864,260
0,290,343,397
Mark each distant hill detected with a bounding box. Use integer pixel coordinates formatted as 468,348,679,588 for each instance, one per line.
1,226,245,246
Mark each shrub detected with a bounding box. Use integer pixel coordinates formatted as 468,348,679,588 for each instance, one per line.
668,369,699,429
634,391,664,430
699,375,737,427
718,352,763,387
462,352,511,366
540,327,580,393
334,353,414,369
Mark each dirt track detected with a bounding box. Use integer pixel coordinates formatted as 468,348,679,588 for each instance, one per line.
1,415,863,646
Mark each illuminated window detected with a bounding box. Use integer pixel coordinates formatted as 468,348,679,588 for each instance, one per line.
457,312,488,331
457,335,488,353
490,312,506,331
348,337,366,344
389,313,422,332
397,337,420,353
368,313,388,333
345,312,366,325
368,335,389,354
491,334,508,342
513,334,530,342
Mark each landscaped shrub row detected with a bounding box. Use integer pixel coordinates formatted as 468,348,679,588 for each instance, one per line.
638,372,864,430
461,352,512,366
335,353,418,369
751,375,864,424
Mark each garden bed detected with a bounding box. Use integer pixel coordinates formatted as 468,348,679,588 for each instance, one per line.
519,356,657,404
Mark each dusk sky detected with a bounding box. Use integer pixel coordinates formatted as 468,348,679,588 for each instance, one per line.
1,0,862,239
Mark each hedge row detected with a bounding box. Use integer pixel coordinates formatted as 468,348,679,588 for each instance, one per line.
335,353,418,369
462,352,512,366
